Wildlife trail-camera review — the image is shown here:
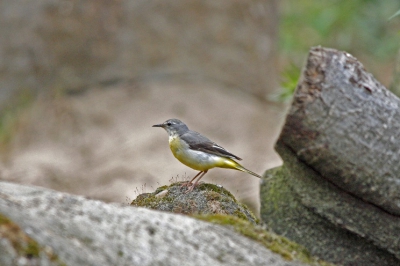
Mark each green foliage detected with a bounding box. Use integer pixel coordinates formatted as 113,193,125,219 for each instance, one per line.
0,90,33,149
281,0,400,60
388,9,400,20
279,0,400,100
275,64,301,102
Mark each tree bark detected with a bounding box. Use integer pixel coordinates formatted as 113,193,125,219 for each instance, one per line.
278,46,400,216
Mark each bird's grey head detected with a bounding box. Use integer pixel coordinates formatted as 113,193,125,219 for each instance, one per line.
152,118,189,136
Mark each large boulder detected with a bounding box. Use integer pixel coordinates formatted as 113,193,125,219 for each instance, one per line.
261,47,400,266
0,181,306,266
131,182,258,224
261,145,400,266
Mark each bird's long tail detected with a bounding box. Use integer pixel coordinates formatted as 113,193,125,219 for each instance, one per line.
218,158,263,178
235,164,262,178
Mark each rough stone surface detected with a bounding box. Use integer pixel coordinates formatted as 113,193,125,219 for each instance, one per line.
261,47,400,266
279,47,400,215
260,143,400,266
131,182,258,224
0,181,304,266
0,239,17,266
0,212,63,266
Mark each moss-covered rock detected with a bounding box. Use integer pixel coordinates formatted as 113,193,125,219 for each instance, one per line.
260,143,400,266
0,181,300,266
131,182,258,224
195,214,335,266
132,182,335,265
0,213,66,266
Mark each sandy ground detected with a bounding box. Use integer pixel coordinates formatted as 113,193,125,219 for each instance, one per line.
0,81,286,213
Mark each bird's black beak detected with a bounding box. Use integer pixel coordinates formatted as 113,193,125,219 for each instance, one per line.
152,123,164,128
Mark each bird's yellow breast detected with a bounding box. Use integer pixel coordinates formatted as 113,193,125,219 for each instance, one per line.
169,135,186,157
168,135,239,171
169,135,202,169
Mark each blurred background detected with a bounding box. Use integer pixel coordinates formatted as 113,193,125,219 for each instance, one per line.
0,0,399,214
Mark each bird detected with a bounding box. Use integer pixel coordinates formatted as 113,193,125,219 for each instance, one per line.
153,118,262,192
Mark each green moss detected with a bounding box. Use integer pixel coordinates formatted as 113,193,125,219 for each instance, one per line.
0,213,11,224
197,183,259,223
131,182,258,223
154,185,170,194
262,167,286,210
196,183,236,199
24,240,40,257
0,213,66,265
131,182,234,209
260,144,400,265
194,214,335,266
0,213,40,258
204,191,222,201
232,208,252,222
132,190,173,209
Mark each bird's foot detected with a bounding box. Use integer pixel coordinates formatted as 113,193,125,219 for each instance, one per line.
185,184,196,194
184,181,204,193
180,181,192,188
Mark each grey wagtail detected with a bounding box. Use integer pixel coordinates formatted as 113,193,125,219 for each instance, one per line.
153,118,262,192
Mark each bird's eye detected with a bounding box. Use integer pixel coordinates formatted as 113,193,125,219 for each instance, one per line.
166,122,172,126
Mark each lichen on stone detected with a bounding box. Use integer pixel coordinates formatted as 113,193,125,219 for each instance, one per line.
0,213,66,265
131,182,258,224
195,214,335,266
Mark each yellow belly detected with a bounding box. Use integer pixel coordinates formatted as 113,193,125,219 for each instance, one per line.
169,136,238,171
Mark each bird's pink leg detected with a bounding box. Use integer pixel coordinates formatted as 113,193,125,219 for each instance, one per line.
181,171,203,188
186,170,208,193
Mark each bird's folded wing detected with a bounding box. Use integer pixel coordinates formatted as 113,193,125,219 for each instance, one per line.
181,131,242,160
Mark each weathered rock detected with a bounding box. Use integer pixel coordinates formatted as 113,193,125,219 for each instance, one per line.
0,213,63,265
133,182,336,266
0,181,305,266
261,47,400,266
194,214,336,266
279,46,400,215
131,182,258,224
261,145,400,266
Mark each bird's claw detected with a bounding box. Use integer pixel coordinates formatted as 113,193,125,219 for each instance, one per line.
180,181,192,188
184,186,194,194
